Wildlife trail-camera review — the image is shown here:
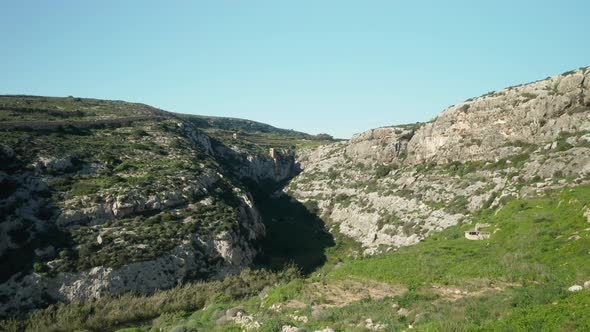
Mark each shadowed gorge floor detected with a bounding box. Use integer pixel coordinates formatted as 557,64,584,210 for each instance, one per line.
248,181,335,274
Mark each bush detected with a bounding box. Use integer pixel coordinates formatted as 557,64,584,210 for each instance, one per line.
32,262,47,274
375,164,394,178
1,267,298,331
113,160,137,172
70,181,100,196
555,140,573,152
47,176,73,191
132,129,149,137
445,195,469,215
334,193,352,207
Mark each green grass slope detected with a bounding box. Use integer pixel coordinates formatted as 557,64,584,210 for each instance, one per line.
4,185,589,331
0,95,167,123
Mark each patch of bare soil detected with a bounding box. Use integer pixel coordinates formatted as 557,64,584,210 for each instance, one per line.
430,280,518,302
284,278,406,309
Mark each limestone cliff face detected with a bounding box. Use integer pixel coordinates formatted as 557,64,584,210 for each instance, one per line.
217,145,299,183
288,67,590,255
0,189,262,317
0,108,296,317
407,68,590,164
0,155,266,317
182,122,300,183
346,127,414,165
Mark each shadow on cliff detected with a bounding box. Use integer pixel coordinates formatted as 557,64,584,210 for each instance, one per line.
245,179,335,275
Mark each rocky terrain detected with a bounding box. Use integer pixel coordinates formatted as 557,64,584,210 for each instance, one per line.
0,96,328,317
287,67,590,254
1,67,590,331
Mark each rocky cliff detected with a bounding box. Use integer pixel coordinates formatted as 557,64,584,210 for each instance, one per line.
2,67,589,320
287,67,590,254
407,68,590,164
0,96,304,317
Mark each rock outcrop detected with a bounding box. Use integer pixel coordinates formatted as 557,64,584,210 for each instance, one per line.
407,68,590,164
346,127,415,165
0,99,299,317
287,67,590,255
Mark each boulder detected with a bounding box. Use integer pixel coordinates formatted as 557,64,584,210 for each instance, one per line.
568,285,583,292
35,156,73,173
281,325,304,332
397,307,410,316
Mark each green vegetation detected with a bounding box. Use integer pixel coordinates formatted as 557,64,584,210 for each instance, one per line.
443,195,470,214
503,139,535,149
332,186,590,286
203,128,334,159
333,193,352,208
3,94,590,331
0,268,298,332
14,185,585,331
65,184,585,331
567,105,590,115
521,92,538,102
391,122,426,131
1,95,329,279
0,95,165,122
375,164,395,178
443,160,482,176
377,212,402,230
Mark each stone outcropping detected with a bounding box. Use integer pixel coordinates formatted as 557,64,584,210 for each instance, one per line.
0,181,264,317
56,169,220,229
288,67,590,255
0,111,297,317
346,127,415,165
407,68,590,164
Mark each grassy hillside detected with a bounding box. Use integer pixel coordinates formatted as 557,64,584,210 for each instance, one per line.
4,185,589,331
0,95,168,123
179,114,310,136
252,185,590,331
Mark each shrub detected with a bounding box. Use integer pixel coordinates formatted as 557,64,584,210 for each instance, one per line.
2,268,298,331
70,181,100,196
375,164,394,178
132,129,149,137
32,262,47,274
334,193,352,207
47,176,74,191
113,160,137,172
445,195,469,215
555,140,573,152
521,92,538,101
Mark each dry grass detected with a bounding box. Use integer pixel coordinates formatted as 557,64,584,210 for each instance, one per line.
0,267,298,332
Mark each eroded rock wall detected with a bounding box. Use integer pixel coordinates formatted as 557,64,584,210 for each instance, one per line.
288,67,590,255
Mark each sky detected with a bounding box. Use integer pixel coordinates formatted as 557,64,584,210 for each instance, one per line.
1,1,589,138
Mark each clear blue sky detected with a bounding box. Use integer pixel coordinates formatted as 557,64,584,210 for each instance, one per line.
1,1,589,138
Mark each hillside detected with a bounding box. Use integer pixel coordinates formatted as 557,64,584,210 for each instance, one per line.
178,114,312,137
288,66,590,254
0,96,335,318
1,67,590,332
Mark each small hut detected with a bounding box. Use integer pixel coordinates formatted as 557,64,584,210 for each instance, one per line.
464,223,491,240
